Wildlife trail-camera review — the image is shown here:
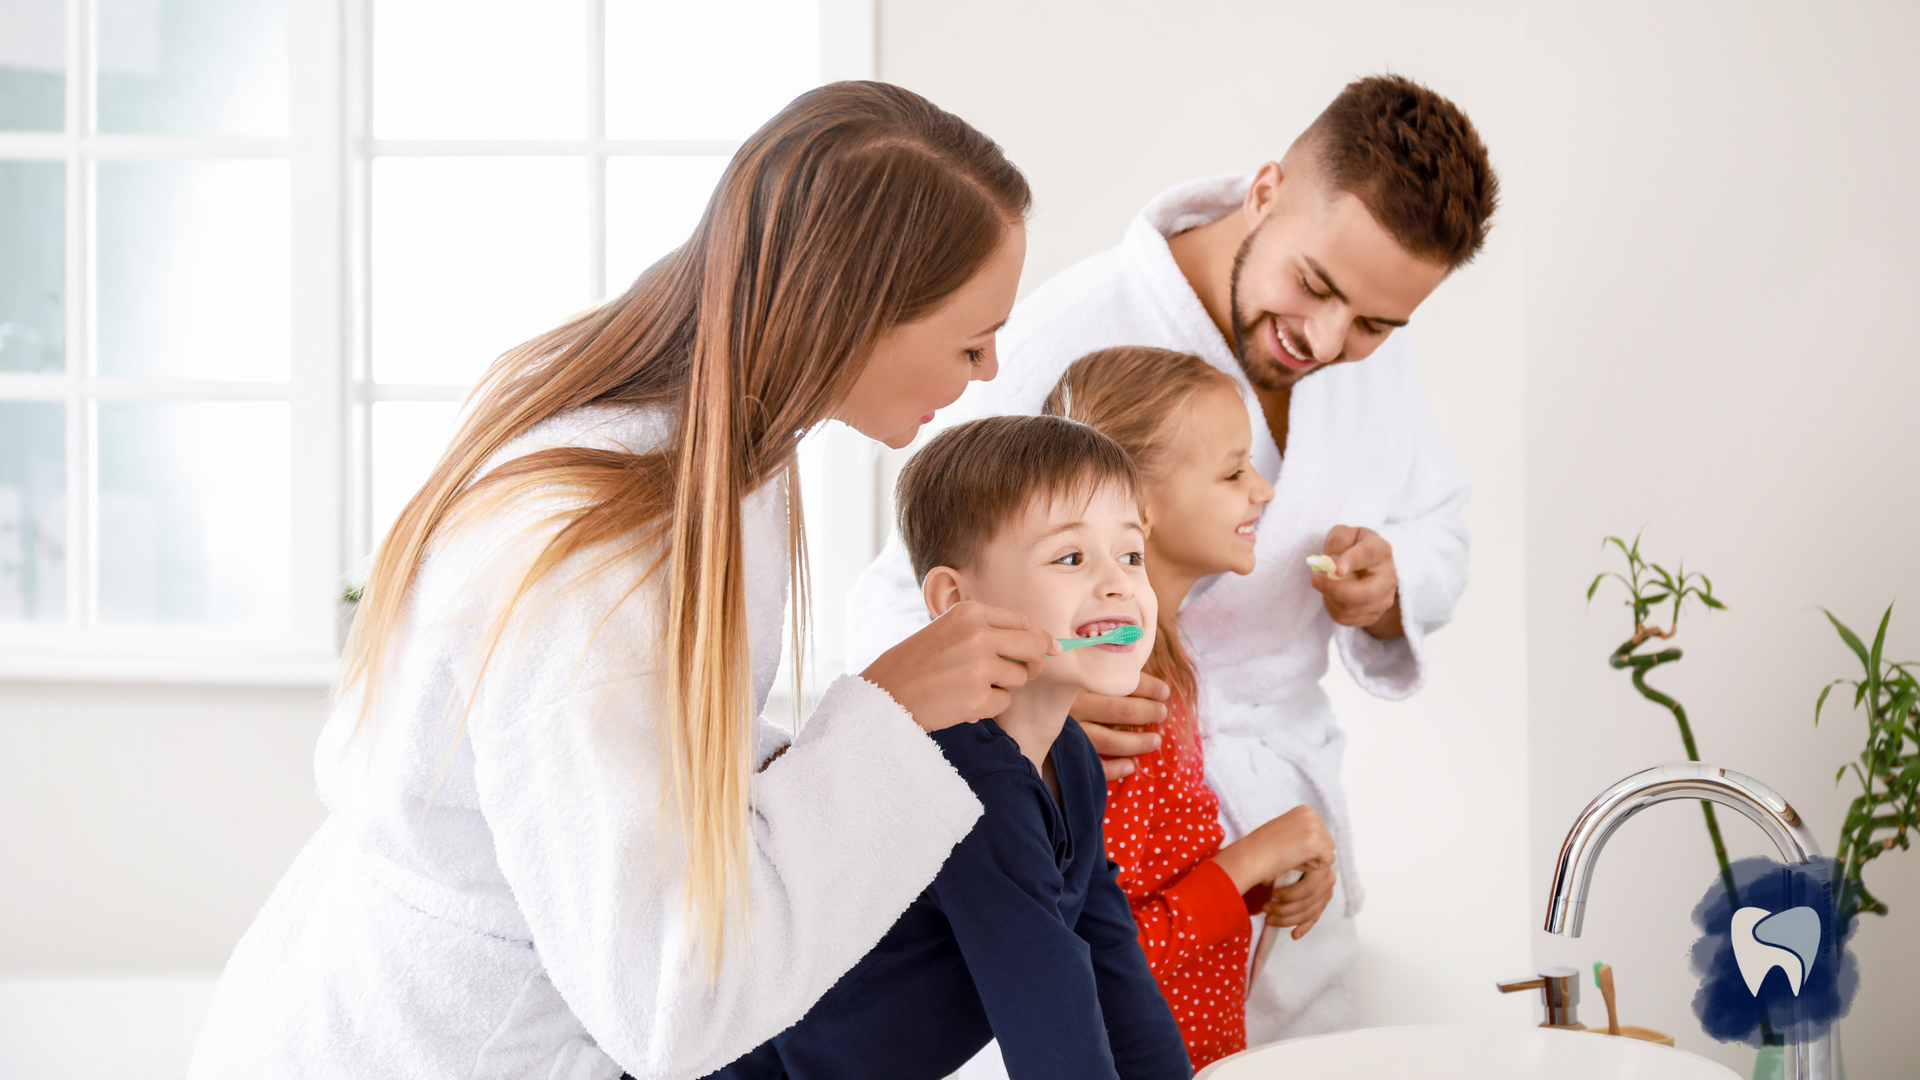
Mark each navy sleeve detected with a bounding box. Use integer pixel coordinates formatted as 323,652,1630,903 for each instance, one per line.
1076,856,1193,1079
929,769,1122,1080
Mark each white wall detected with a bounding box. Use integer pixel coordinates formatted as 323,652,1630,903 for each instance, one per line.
0,682,326,970
1521,3,1920,1077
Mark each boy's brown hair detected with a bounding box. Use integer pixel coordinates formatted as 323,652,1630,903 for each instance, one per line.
895,414,1141,584
1301,73,1499,270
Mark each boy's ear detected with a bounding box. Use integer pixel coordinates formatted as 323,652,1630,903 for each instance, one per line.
922,566,966,621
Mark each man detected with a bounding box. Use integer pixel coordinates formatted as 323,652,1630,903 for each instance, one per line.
846,74,1497,1042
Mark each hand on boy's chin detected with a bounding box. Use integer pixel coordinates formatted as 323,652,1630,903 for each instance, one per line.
1055,643,1153,700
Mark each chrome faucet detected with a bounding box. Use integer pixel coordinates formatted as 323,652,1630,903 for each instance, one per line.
1544,763,1835,1080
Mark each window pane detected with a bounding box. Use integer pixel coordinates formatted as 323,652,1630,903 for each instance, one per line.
373,0,586,139
370,400,457,545
96,159,290,381
0,0,65,131
0,160,63,373
0,401,65,622
97,401,288,624
371,157,586,386
604,155,726,298
97,0,288,136
605,0,818,141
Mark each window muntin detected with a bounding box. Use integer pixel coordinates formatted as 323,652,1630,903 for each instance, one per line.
0,0,877,681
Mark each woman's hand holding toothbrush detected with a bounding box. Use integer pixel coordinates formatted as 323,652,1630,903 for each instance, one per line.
862,600,1060,732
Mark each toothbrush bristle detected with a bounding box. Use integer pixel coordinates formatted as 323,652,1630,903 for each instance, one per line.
1109,623,1144,643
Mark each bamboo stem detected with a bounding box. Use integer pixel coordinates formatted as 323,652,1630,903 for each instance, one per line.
1611,640,1740,901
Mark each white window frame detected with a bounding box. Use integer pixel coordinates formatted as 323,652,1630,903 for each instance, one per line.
0,0,880,685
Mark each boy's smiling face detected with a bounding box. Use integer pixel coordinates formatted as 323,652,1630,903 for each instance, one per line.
923,481,1157,701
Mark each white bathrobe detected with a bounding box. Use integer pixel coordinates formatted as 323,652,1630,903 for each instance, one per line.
189,407,984,1080
845,174,1469,1045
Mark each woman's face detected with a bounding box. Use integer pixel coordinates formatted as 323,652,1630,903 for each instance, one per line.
1142,383,1276,582
836,224,1027,449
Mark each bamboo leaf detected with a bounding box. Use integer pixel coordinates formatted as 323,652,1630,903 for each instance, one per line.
1641,592,1671,607
1701,595,1728,610
1825,608,1872,669
1871,604,1893,669
1587,574,1605,602
1817,681,1843,724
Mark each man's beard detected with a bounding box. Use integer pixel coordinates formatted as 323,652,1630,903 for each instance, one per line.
1227,225,1305,395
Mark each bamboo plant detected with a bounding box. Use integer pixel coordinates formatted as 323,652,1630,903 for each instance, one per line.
1815,604,1919,924
1588,534,1738,899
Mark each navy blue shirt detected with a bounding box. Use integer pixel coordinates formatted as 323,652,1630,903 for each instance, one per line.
706,717,1191,1080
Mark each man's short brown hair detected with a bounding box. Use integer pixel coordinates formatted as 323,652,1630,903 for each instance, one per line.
895,414,1141,584
1301,73,1499,270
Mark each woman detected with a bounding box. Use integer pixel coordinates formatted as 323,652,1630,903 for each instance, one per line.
188,82,1054,1080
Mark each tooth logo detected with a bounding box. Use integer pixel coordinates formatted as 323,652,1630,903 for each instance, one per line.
1730,906,1821,997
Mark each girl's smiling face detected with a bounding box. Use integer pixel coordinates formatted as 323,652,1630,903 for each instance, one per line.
1142,383,1276,583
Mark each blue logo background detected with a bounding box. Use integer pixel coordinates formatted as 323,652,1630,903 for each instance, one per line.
1689,857,1858,1044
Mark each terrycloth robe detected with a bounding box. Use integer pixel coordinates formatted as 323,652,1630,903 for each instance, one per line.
845,173,1470,1043
188,406,984,1080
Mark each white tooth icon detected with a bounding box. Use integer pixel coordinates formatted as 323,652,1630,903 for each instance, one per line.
1731,905,1821,997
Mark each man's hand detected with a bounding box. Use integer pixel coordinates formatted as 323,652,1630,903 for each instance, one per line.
1072,672,1170,781
1264,866,1337,939
1313,525,1404,640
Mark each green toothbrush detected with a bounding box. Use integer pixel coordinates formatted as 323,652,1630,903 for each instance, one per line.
1057,624,1145,651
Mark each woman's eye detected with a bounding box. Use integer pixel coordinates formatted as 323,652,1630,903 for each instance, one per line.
966,348,985,365
1227,469,1244,482
1055,551,1083,566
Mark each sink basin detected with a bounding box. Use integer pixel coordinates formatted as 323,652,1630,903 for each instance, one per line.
1195,1025,1740,1079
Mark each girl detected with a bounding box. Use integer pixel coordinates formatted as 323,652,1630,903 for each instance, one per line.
188,83,1060,1080
1044,346,1335,1068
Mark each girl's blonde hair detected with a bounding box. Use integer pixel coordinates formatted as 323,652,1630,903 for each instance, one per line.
341,82,1029,968
1042,347,1241,761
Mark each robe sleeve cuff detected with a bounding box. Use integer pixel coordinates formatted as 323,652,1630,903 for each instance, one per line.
1165,858,1255,951
1333,615,1424,701
755,718,795,770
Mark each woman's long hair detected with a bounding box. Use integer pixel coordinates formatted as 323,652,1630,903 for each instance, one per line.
1042,347,1240,765
340,82,1029,967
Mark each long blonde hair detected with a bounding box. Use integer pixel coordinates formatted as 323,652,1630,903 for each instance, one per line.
1042,347,1240,763
341,82,1029,966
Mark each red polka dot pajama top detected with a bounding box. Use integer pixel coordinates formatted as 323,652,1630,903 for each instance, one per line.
1100,698,1268,1069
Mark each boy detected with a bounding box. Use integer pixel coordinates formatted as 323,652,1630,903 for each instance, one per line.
708,415,1191,1080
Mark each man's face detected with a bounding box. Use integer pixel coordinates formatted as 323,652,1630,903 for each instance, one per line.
1228,179,1450,393
945,482,1156,701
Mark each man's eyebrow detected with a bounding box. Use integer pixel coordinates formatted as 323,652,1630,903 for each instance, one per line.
1304,256,1409,329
